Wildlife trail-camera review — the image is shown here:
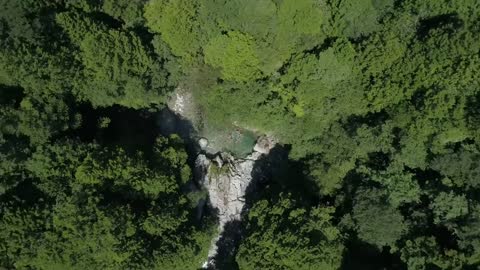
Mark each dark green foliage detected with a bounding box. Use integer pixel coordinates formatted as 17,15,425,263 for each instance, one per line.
1,139,212,269
400,236,466,270
102,0,146,28
2,0,480,268
237,193,344,270
56,11,168,108
455,204,480,265
17,94,81,144
429,192,469,225
331,0,394,38
0,139,29,195
431,149,480,189
351,188,407,249
0,0,40,44
204,31,262,82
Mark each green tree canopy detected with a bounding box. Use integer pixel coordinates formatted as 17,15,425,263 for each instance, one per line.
237,193,344,270
204,31,262,82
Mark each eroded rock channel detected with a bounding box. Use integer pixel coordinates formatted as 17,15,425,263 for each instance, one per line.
160,89,277,269
197,136,275,268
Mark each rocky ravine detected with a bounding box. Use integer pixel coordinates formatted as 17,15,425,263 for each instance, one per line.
166,88,276,269
197,136,275,268
165,87,275,269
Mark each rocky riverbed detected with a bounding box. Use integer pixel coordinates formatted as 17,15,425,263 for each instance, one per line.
196,136,276,268
162,88,277,269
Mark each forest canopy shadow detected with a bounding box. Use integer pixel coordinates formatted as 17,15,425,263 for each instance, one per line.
209,144,319,270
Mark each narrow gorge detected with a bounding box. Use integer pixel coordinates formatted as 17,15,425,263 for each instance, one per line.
162,89,277,269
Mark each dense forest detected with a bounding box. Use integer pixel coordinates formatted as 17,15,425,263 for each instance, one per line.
1,0,480,269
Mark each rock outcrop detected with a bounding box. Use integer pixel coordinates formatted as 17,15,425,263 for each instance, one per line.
198,141,275,268
167,88,277,268
198,137,209,150
253,135,277,154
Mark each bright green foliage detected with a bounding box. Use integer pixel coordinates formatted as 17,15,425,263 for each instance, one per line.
25,198,133,270
204,31,261,82
277,0,323,36
282,39,356,88
28,139,184,199
145,0,201,58
237,194,344,270
266,0,324,72
55,11,105,45
204,0,277,39
357,32,408,77
277,39,361,125
200,0,324,74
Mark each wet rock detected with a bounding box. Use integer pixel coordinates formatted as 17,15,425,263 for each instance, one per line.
199,137,209,149
169,87,280,269
198,138,277,268
195,154,211,187
253,135,276,154
214,155,223,168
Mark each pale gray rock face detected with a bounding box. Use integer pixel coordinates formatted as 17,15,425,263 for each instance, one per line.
167,89,278,269
198,137,209,150
199,150,272,268
203,153,254,224
167,87,202,131
253,136,277,154
167,88,195,119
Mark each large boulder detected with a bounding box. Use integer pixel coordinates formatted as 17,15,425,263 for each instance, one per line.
198,137,209,150
253,135,276,154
